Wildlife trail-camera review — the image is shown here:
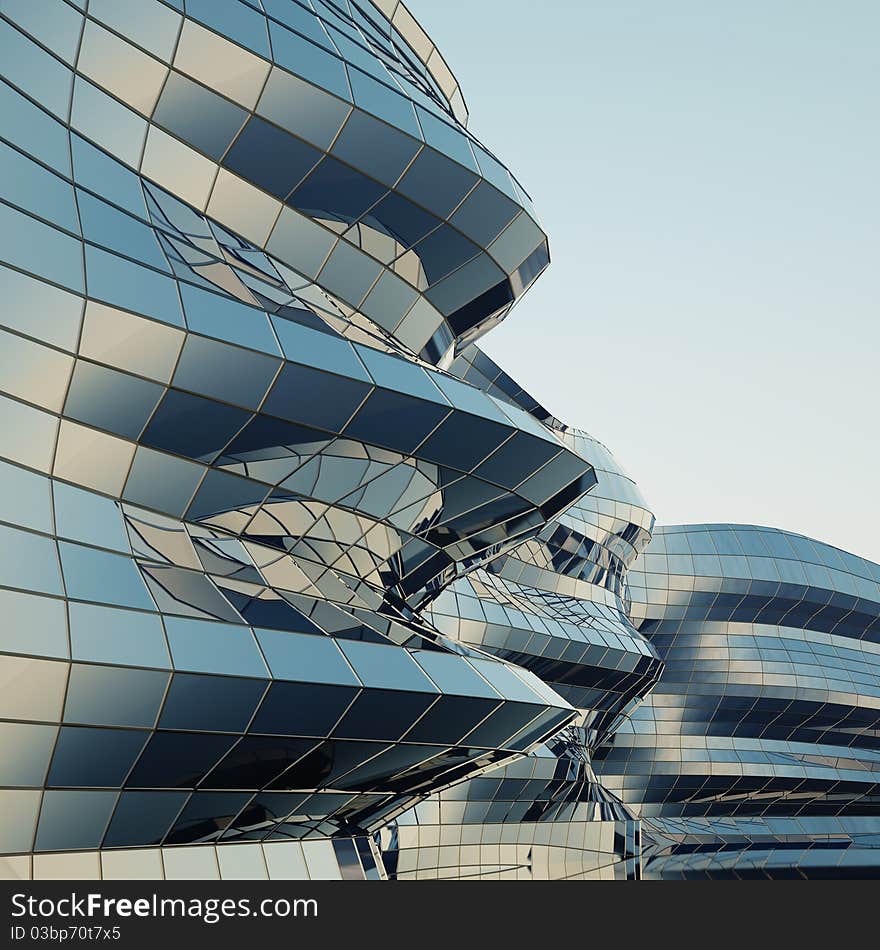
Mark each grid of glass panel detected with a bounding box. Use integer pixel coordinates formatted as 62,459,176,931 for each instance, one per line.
2,0,879,883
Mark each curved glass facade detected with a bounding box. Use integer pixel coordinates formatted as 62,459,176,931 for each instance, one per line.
595,525,880,878
0,0,877,881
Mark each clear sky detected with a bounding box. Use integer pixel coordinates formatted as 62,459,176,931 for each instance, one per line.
412,0,880,562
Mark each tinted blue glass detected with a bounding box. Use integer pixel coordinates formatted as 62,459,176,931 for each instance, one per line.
185,0,270,57
103,790,188,847
63,664,168,728
126,732,237,788
164,616,267,678
154,72,248,161
412,224,479,285
345,389,448,453
159,673,266,731
68,602,169,668
255,628,359,685
141,389,253,463
361,192,439,249
251,682,358,736
85,245,183,326
267,21,350,100
290,155,386,224
64,360,164,440
48,727,147,787
262,364,370,431
0,78,71,175
0,203,83,293
397,146,477,218
450,181,520,247
58,542,153,610
223,116,322,199
35,790,117,851
179,283,279,355
77,192,168,271
0,142,79,232
331,110,421,185
173,335,280,410
0,525,63,596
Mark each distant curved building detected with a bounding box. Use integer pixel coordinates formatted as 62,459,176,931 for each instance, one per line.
0,0,878,882
595,524,880,878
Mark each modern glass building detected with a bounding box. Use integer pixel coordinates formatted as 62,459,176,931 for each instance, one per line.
0,0,877,880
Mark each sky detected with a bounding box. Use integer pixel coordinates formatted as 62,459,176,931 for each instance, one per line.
411,0,880,563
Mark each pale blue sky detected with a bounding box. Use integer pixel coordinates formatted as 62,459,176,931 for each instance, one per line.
414,0,880,561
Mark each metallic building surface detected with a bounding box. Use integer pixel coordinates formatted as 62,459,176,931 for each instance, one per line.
0,0,877,881
595,524,880,878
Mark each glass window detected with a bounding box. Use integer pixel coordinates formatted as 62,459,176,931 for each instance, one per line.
0,203,83,294
397,146,477,218
63,664,168,728
0,142,79,233
255,628,360,685
262,363,370,432
48,726,148,787
0,588,67,660
290,156,386,226
0,394,57,473
71,77,147,169
35,790,118,852
331,110,420,186
360,192,439,250
69,602,169,669
347,68,420,139
185,0,270,57
0,76,71,176
122,446,205,517
333,689,435,741
257,68,350,150
0,263,83,352
199,736,319,790
180,282,279,355
159,673,266,731
53,481,129,552
345,389,448,454
88,0,181,61
103,790,188,847
224,116,322,200
270,317,369,381
141,389,253,463
175,18,269,110
126,731,237,788
0,18,73,119
60,540,153,610
78,301,182,383
410,223,479,286
411,650,501,698
165,616,268,678
154,71,248,161
0,524,63,596
185,468,269,522
316,240,381,305
173,334,280,410
250,681,358,736
265,207,337,278
77,191,168,271
337,641,438,693
85,244,182,326
267,22,350,100
0,328,72,412
0,721,56,786
64,360,164,440
164,791,251,844
450,180,519,248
